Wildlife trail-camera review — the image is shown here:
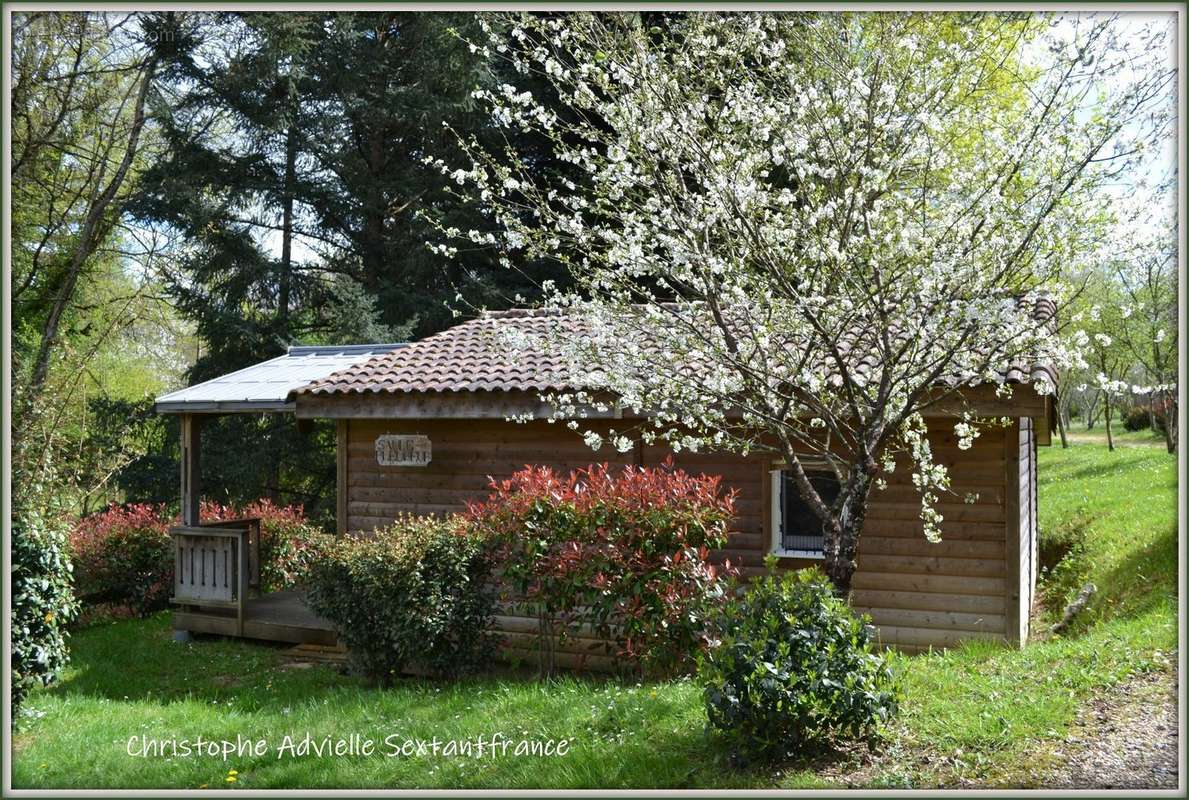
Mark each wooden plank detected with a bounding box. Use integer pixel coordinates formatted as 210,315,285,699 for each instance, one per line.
857,553,1005,578
1036,395,1053,446
713,549,767,566
879,461,1007,484
864,502,1005,523
1030,420,1039,605
1004,421,1023,647
851,589,1005,615
172,611,338,647
869,486,1005,506
870,623,1005,649
499,647,619,674
857,607,1006,634
347,496,767,518
919,384,1047,419
337,420,348,535
858,536,1006,559
851,571,1006,596
180,413,202,526
498,630,614,655
492,613,620,640
861,519,1006,541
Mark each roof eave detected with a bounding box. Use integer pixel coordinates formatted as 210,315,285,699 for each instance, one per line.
155,400,297,415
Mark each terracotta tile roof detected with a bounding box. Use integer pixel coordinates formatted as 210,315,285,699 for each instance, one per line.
294,299,1057,397
296,309,583,396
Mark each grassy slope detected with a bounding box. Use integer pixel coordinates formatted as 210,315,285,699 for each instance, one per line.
12,442,1178,789
871,441,1178,787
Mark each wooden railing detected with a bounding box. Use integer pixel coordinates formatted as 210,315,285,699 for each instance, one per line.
200,517,261,591
169,518,261,636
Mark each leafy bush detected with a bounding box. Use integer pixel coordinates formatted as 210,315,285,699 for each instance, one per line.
201,499,326,591
12,514,79,716
466,458,737,675
304,515,497,682
70,500,325,616
1122,407,1150,432
699,565,899,759
69,503,173,616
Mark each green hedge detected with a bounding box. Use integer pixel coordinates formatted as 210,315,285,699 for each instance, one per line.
304,515,497,682
12,514,79,717
699,564,900,759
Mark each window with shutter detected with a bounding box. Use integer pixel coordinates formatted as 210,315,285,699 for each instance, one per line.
769,465,840,558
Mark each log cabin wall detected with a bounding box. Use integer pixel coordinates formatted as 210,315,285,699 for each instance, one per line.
343,416,1025,657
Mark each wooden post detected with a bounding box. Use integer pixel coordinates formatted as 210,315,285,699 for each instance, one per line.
1004,420,1023,647
237,528,248,637
336,419,348,535
180,413,202,526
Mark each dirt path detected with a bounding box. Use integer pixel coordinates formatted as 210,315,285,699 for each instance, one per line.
1064,432,1168,449
1044,669,1179,789
815,668,1179,789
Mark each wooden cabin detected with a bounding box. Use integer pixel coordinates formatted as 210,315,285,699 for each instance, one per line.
157,310,1054,657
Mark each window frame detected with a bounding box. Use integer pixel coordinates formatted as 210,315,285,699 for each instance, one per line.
768,459,837,560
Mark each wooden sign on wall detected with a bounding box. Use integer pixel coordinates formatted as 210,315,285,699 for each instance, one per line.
375,434,432,467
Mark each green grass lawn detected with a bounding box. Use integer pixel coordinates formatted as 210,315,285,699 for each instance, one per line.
12,440,1178,789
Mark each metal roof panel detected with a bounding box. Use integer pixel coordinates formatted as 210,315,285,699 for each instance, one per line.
154,343,405,413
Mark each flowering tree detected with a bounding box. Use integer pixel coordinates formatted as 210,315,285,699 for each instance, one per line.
432,12,1174,593
1112,194,1178,453
1062,188,1179,453
1070,287,1132,451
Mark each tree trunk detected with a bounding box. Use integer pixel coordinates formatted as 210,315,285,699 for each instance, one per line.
360,128,387,281
1162,390,1177,454
21,51,157,416
822,468,874,598
278,120,297,328
1104,394,1115,451
1055,387,1069,448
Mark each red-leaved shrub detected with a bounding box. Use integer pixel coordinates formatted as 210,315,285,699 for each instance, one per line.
70,503,173,616
70,499,325,617
466,458,738,675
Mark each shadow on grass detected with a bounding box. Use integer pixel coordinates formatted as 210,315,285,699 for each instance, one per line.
1085,521,1178,624
1046,457,1161,485
52,613,355,705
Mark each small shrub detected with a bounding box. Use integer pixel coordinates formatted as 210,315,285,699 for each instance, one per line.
466,458,737,675
699,565,899,759
304,515,497,682
12,513,79,716
1038,512,1093,628
69,503,173,616
1122,407,1150,432
1037,510,1091,576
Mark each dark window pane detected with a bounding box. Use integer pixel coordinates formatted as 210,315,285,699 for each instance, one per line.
780,469,840,553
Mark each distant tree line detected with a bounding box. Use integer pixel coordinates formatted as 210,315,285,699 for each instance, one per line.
12,11,585,526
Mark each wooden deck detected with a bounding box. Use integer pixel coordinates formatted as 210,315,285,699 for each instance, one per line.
172,590,338,647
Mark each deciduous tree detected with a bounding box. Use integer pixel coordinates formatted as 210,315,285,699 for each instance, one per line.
436,12,1174,593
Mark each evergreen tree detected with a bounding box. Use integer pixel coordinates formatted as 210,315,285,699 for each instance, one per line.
130,11,577,512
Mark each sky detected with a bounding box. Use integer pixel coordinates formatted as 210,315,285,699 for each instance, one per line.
1037,11,1178,233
